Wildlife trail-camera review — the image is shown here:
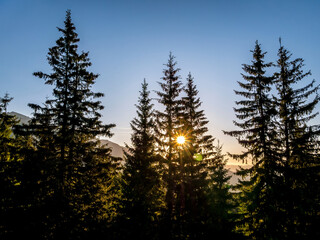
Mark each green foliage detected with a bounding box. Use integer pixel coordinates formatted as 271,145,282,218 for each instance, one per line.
226,40,320,239
3,10,319,239
119,79,163,239
154,52,184,238
206,144,238,239
178,73,216,238
225,41,283,239
0,94,25,238
274,41,320,239
14,10,119,239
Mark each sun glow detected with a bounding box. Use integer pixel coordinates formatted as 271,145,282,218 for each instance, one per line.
176,136,186,145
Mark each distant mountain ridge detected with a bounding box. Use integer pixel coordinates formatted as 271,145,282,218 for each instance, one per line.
8,112,127,159
9,111,247,185
99,139,127,159
8,111,31,125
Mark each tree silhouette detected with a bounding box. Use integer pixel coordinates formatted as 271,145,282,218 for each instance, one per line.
16,10,119,239
0,94,25,238
274,41,320,239
179,73,216,238
120,79,163,239
154,52,184,238
224,41,281,239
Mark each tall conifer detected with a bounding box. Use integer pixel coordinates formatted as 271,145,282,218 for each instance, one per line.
120,79,162,239
224,41,281,239
275,41,320,239
179,73,215,237
154,52,183,237
18,10,118,239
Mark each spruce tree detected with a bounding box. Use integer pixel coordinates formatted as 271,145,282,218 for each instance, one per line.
17,10,118,239
224,41,281,239
120,79,162,239
179,73,215,238
154,52,183,238
274,41,320,239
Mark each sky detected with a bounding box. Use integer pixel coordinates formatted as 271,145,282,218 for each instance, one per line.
1,0,320,164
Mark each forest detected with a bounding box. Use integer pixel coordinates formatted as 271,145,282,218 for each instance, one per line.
1,11,319,240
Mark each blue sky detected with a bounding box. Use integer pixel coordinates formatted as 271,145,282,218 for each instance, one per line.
1,0,320,163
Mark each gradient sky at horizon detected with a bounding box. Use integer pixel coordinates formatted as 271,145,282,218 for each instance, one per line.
1,0,320,164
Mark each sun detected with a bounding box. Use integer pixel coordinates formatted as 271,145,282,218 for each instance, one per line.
176,136,186,145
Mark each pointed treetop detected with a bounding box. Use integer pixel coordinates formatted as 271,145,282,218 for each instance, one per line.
64,9,72,27
164,52,180,72
279,37,282,47
0,93,13,113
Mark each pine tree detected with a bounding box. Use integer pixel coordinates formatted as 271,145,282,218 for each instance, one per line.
154,52,183,238
224,41,282,239
274,41,320,239
120,79,163,239
17,10,118,239
179,73,215,238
